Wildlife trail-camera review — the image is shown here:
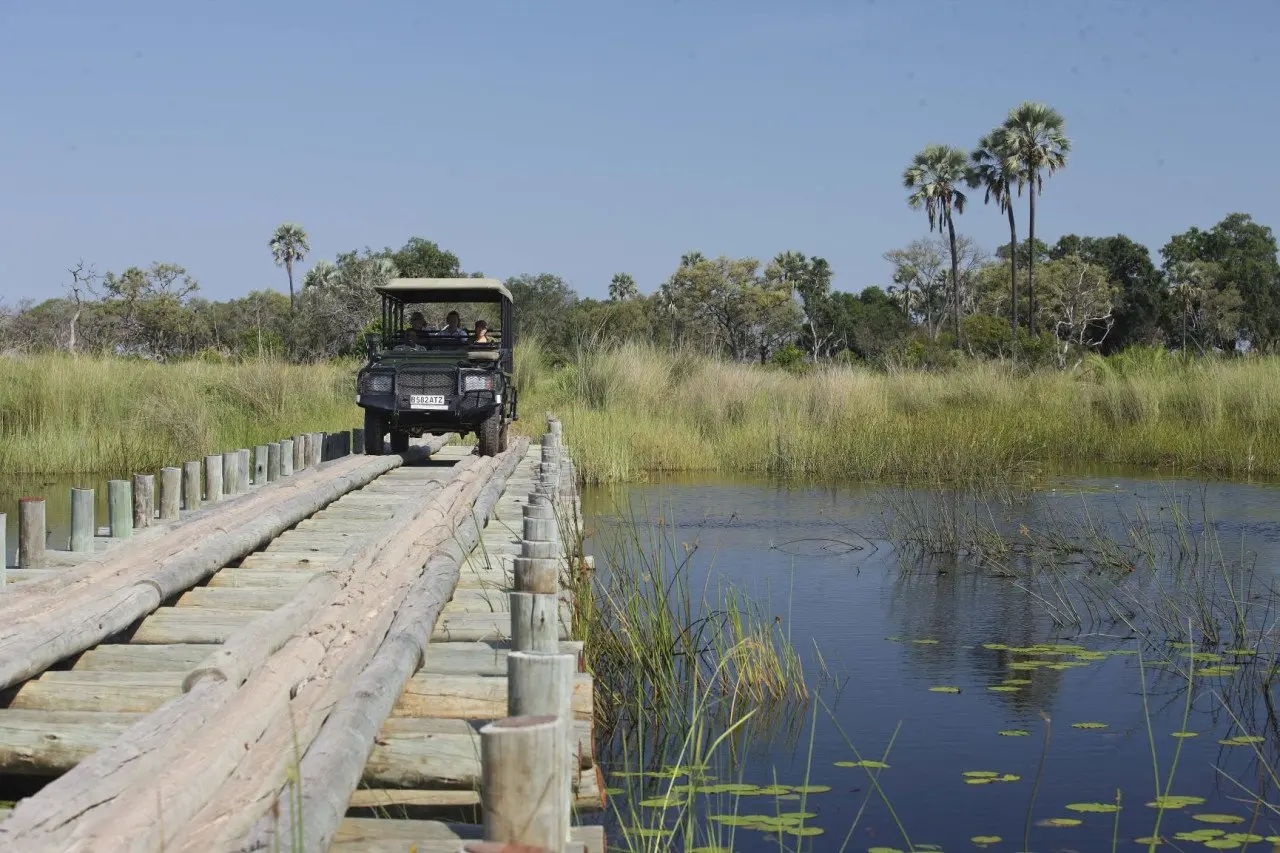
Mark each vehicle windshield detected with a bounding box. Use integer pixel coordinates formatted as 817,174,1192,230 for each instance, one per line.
386,300,503,351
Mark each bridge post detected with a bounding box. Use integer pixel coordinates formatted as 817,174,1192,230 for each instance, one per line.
159,467,182,521
18,497,46,569
508,650,576,845
70,488,95,552
254,445,269,485
479,715,568,852
292,434,306,472
237,449,252,491
0,513,5,585
267,442,281,482
280,439,295,477
107,479,132,539
352,428,365,455
204,455,223,503
222,452,237,496
183,461,202,511
132,474,154,528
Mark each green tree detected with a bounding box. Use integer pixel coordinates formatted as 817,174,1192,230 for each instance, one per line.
1049,234,1164,351
1001,102,1070,336
663,255,800,362
767,251,834,358
383,237,463,278
1036,256,1118,366
269,223,310,312
904,144,968,341
505,273,579,354
608,273,639,301
968,129,1021,349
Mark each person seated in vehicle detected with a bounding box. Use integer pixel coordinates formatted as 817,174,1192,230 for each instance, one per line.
440,311,467,339
472,319,491,344
404,311,428,344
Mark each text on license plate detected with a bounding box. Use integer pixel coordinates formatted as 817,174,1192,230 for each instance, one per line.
410,394,447,409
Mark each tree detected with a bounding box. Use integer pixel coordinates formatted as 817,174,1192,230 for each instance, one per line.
1001,102,1070,336
295,250,395,359
884,239,947,338
1161,213,1280,351
766,251,834,358
1037,256,1118,366
609,273,639,302
505,273,578,353
269,223,310,312
1049,234,1164,351
63,260,99,354
968,129,1021,351
904,144,968,341
383,237,463,278
663,255,800,362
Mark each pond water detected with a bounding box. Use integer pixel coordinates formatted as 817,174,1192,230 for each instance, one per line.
580,474,1280,852
0,473,129,567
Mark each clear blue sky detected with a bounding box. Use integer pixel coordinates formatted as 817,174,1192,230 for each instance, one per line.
1,1,1276,304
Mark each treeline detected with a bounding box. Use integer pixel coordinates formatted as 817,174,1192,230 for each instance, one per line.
2,216,1278,369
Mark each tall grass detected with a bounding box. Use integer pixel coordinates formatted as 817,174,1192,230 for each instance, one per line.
516,341,1280,485
0,355,362,473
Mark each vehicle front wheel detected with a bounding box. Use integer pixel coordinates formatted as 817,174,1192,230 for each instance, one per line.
476,409,502,457
390,430,410,454
363,410,385,455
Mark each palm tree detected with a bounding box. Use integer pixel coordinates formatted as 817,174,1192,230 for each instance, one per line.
968,128,1021,353
904,144,968,340
609,273,638,301
269,223,311,312
1001,102,1070,336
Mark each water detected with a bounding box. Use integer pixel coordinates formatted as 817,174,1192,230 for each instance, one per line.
581,474,1280,852
0,473,128,567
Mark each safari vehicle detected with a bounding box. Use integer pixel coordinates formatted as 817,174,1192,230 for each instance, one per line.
355,278,516,456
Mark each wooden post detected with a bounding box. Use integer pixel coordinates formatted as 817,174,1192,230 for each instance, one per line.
204,455,222,503
183,461,202,511
253,445,269,485
352,427,365,455
108,480,132,539
132,474,154,529
480,715,568,851
523,514,559,545
309,432,323,467
267,442,281,482
280,439,295,476
158,467,182,521
70,488,95,552
293,434,306,471
0,512,6,586
237,449,251,491
222,452,238,496
508,650,577,833
18,498,46,569
510,592,560,653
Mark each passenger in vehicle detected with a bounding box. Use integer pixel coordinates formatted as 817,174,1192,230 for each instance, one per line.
405,311,428,344
473,319,490,344
440,311,467,338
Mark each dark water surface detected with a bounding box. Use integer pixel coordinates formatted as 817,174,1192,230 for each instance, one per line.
581,474,1280,852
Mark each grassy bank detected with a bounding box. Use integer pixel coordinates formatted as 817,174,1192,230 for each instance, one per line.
518,341,1280,485
0,355,361,474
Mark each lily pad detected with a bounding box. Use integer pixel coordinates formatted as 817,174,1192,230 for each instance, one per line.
1038,817,1082,827
982,643,1010,650
972,835,1002,845
1184,651,1223,662
1071,721,1108,729
999,729,1030,737
696,783,760,795
1203,841,1242,850
789,784,831,794
1146,795,1205,809
929,686,962,693
988,685,1021,692
1225,649,1257,656
913,638,940,645
1197,666,1240,676
1218,735,1263,746
783,826,824,837
1223,833,1264,843
1066,802,1121,813
963,771,1000,778
638,796,688,808
835,760,889,769
1170,731,1200,739
1192,814,1246,825
1133,837,1165,845
1174,829,1224,841
603,787,625,796
1002,678,1033,685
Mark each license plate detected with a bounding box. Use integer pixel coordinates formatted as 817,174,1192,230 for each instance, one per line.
409,394,446,410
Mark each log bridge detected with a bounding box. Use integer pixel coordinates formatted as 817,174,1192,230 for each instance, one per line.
0,417,602,853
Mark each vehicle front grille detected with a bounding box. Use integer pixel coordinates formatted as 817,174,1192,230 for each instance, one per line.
397,370,455,398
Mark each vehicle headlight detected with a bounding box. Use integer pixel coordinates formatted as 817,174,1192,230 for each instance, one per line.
359,372,393,394
462,373,494,392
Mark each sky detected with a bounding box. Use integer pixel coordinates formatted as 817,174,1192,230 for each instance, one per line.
1,0,1277,304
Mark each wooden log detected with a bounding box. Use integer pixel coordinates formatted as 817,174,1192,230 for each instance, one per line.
509,651,578,807
352,427,365,455
520,540,561,560
253,445,268,485
345,773,601,813
107,479,132,539
308,432,323,467
266,442,281,482
8,672,181,713
175,586,296,611
510,593,559,652
418,642,585,677
330,818,603,853
130,608,259,643
293,433,306,471
73,643,209,672
203,455,222,503
280,439,294,476
222,452,239,495
479,715,568,851
237,448,252,491
392,672,592,721
17,498,46,570
70,488,95,552
182,461,202,512
205,568,320,589
513,557,557,595
132,473,154,529
158,467,182,521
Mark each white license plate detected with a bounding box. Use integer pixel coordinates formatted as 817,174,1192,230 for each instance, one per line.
410,394,447,410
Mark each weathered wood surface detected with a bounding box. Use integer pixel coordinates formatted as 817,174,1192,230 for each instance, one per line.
479,715,568,851
330,818,603,853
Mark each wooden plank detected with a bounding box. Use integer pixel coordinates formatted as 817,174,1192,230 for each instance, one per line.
73,643,210,672
391,672,592,721
8,672,182,713
175,587,296,611
0,710,136,776
431,612,569,644
350,765,603,813
419,641,585,676
204,569,319,589
129,608,259,644
331,819,604,853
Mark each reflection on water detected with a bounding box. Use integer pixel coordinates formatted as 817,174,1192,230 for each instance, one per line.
583,474,1280,852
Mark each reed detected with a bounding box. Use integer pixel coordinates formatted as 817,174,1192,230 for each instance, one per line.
0,354,361,474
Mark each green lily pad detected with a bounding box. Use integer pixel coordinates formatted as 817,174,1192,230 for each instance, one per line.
1146,795,1205,809
913,638,940,645
867,848,905,853
1218,735,1263,746
1203,841,1242,850
999,729,1030,737
1038,817,1082,827
1197,666,1240,676
1002,678,1033,685
603,787,625,796
1170,731,1199,739
964,771,1000,778
1192,814,1246,825
835,760,889,769
1223,833,1264,843
1225,649,1257,656
751,785,791,796
965,773,1020,785
1174,829,1224,841
1133,837,1165,845
1071,722,1108,729
929,686,961,693
624,827,673,837
789,784,831,794
972,835,1002,845
638,796,688,808
783,826,824,837
1066,802,1121,813
983,643,1010,650
1185,652,1223,662
988,685,1021,692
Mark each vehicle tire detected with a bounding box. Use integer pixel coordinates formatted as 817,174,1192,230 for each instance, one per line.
498,421,509,453
363,410,385,455
390,430,410,454
476,409,502,457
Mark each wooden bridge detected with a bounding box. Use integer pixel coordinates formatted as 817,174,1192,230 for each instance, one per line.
0,419,602,853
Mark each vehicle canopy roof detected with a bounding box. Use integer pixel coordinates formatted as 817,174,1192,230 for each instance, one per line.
375,278,513,304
